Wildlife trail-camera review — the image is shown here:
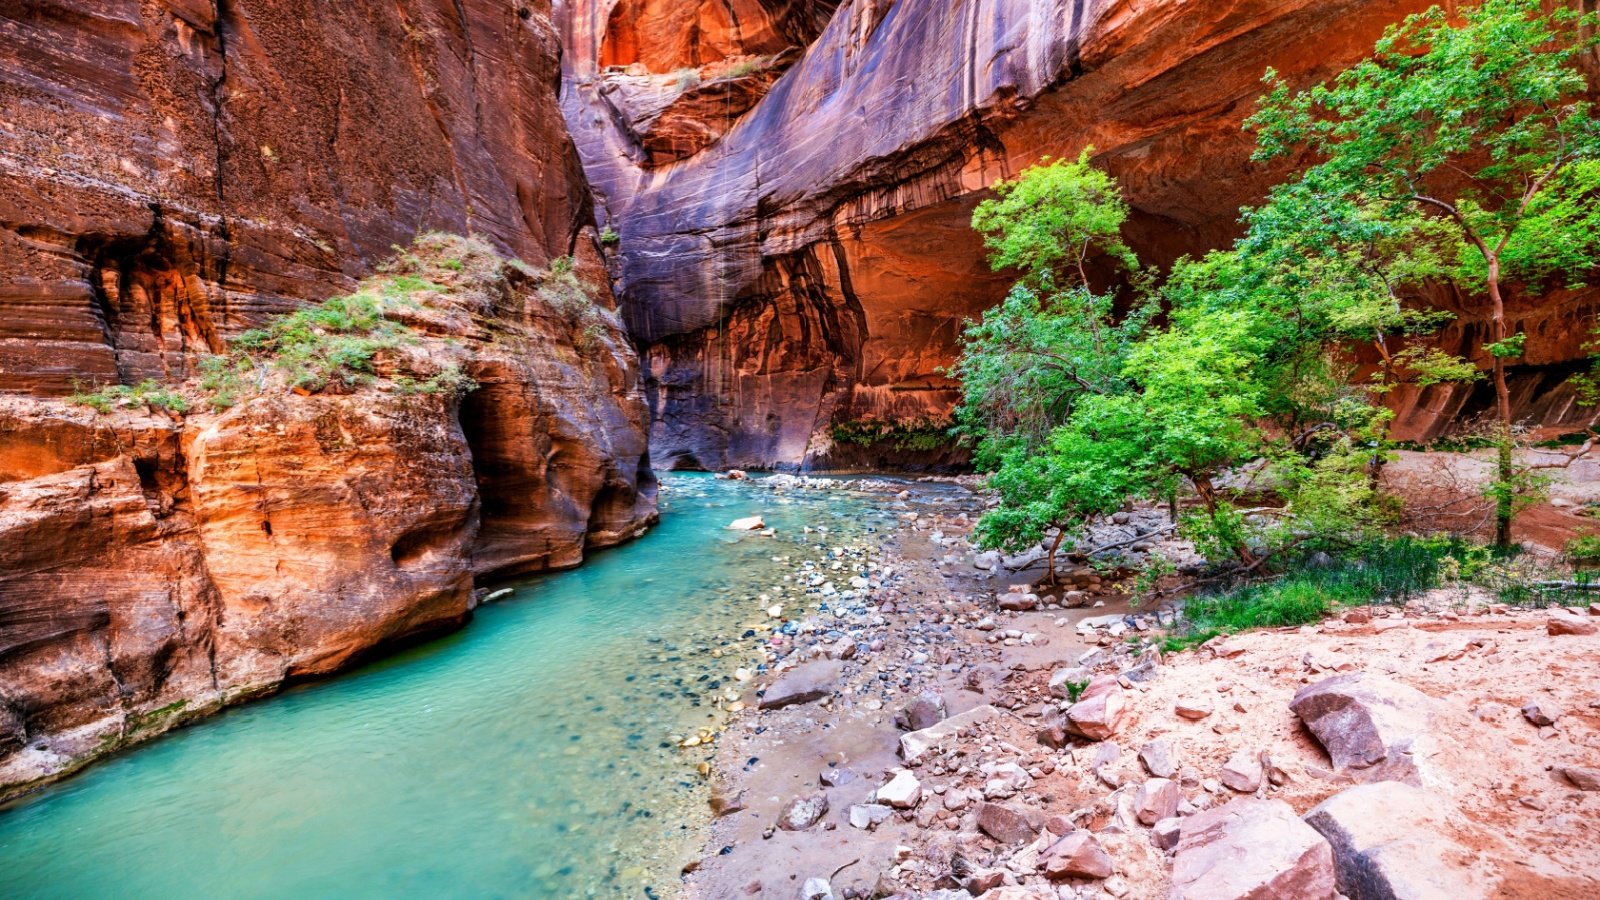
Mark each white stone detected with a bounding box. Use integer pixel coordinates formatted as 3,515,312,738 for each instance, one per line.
877,769,923,808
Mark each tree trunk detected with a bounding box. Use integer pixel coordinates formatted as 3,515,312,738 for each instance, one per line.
1192,474,1258,567
1487,261,1516,549
1042,527,1067,585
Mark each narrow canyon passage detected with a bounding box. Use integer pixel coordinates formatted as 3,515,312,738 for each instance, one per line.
0,475,895,899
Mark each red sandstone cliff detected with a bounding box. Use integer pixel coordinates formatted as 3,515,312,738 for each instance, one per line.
558,0,1600,470
0,2,655,800
0,236,657,801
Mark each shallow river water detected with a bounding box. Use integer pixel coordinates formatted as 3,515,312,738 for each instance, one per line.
0,474,895,899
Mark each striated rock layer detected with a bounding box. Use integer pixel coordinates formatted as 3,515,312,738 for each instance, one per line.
0,242,657,802
558,0,1600,470
1,0,602,395
0,2,657,800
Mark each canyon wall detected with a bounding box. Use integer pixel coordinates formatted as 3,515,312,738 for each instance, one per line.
0,2,655,800
558,0,1600,470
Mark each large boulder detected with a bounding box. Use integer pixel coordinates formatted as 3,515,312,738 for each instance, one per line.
1067,675,1129,741
1546,612,1597,635
1171,799,1337,900
1302,783,1482,899
1289,673,1437,785
759,661,845,710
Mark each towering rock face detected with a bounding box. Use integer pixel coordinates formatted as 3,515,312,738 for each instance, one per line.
1,0,596,394
559,0,1600,470
0,3,656,799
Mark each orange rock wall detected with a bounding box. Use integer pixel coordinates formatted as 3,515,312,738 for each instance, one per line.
1,0,594,394
560,0,1600,469
0,1,657,800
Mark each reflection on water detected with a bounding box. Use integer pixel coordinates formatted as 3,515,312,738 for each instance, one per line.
0,474,893,899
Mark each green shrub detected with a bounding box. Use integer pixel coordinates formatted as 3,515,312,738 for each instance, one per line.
1565,533,1600,562
227,291,405,393
1164,537,1458,650
599,226,620,246
69,379,190,414
829,416,956,453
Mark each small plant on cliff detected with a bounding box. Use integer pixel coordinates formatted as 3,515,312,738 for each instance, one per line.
1248,0,1600,547
599,226,620,246
394,363,476,397
672,67,701,92
536,255,618,353
227,291,408,393
69,379,190,414
829,416,955,453
724,56,770,79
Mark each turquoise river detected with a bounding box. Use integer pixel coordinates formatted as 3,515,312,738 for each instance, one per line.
0,474,896,899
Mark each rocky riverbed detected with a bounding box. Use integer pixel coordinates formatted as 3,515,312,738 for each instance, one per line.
687,475,1600,899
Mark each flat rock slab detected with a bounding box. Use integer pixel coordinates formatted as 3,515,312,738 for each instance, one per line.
1040,830,1113,880
975,801,1045,844
900,704,1001,761
1290,672,1436,785
1303,782,1481,899
1171,798,1336,900
1547,612,1597,635
759,660,845,710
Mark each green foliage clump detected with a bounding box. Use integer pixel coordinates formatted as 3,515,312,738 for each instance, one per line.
599,226,620,246
1165,537,1458,650
1564,534,1600,563
829,416,955,453
536,255,618,353
69,379,190,414
1248,0,1600,546
225,291,409,394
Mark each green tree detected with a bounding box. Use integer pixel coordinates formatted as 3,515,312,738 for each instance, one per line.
954,152,1151,580
1249,0,1600,546
959,159,1400,582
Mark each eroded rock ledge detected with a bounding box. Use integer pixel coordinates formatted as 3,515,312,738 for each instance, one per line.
0,241,658,802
